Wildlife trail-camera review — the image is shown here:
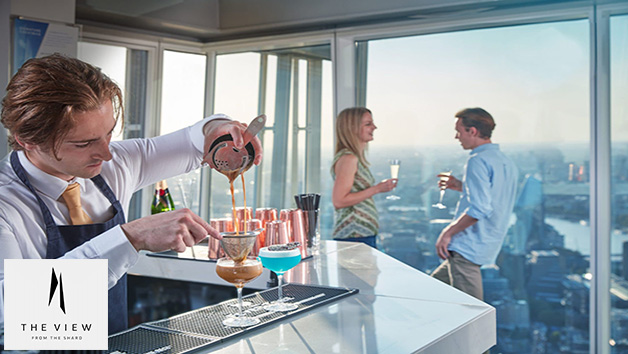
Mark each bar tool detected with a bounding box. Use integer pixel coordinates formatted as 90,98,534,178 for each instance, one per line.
205,114,266,177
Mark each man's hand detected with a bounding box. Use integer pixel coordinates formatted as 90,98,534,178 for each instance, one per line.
121,209,221,253
435,230,452,260
438,173,462,192
202,119,263,166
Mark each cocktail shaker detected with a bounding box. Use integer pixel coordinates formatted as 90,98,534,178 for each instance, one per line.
204,115,266,176
279,208,308,258
264,220,290,246
235,207,253,230
255,207,278,251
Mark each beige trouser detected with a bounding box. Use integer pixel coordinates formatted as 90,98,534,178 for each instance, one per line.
431,251,483,301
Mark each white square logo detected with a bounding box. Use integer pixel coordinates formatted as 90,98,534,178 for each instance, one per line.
4,259,108,350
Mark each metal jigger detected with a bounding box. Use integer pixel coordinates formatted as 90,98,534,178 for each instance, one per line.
220,231,260,263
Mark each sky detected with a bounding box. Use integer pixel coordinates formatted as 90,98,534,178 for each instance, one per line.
78,15,627,149
365,19,593,148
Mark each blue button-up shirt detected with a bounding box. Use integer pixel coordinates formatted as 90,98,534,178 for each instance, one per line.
448,143,518,265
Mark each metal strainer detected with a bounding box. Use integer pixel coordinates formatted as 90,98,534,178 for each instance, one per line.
220,231,260,263
206,115,266,176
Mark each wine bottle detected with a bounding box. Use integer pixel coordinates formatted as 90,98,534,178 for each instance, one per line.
151,180,175,214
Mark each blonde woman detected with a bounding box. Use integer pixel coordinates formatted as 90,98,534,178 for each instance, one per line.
331,107,397,248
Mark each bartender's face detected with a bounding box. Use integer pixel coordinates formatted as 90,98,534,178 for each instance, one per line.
25,100,115,181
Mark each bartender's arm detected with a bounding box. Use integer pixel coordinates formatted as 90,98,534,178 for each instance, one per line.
117,115,264,252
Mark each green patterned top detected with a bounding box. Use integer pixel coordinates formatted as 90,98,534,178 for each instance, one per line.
331,149,379,239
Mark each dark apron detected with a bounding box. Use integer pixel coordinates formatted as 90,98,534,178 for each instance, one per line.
10,152,128,335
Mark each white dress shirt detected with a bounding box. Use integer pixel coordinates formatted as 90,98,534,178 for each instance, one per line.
0,114,227,325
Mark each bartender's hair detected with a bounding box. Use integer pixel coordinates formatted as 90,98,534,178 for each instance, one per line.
1,53,124,159
334,107,371,167
454,107,495,139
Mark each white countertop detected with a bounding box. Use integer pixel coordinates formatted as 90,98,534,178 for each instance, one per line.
129,240,495,353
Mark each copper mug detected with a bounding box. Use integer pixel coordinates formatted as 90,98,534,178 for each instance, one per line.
264,220,291,246
279,208,308,258
209,218,232,259
255,207,277,250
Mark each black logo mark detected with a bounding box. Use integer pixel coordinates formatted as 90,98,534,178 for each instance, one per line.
48,268,66,314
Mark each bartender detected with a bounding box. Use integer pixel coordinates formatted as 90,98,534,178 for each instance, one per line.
0,54,262,334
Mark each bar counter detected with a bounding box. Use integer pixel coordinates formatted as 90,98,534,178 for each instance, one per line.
129,240,496,353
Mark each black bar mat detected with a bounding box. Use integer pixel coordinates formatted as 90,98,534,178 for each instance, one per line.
108,283,358,353
108,326,215,354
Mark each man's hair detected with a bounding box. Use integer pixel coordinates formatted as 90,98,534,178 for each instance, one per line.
334,107,371,166
1,53,124,158
455,107,495,139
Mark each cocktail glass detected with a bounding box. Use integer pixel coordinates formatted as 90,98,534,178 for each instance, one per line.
215,231,263,327
258,245,302,312
432,171,452,209
386,159,401,200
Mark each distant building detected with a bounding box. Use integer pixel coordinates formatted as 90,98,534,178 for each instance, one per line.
527,250,565,304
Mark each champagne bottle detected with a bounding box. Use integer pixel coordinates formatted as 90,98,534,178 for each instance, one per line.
151,180,175,214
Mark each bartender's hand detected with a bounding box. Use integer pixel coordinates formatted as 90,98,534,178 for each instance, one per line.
202,119,263,166
438,173,462,192
121,209,221,253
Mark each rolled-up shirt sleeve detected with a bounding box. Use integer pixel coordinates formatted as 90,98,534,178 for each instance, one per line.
62,225,139,289
464,157,493,220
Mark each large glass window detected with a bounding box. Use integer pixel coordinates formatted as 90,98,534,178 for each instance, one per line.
77,42,127,141
160,50,207,214
78,41,150,220
354,20,590,352
212,45,332,220
610,13,628,353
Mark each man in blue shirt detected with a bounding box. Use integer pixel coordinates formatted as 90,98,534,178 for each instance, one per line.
431,107,518,301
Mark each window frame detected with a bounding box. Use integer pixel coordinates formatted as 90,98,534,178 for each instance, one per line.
202,32,334,215
79,2,628,351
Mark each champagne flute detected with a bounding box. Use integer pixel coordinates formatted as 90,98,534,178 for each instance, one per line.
386,159,401,200
432,171,452,209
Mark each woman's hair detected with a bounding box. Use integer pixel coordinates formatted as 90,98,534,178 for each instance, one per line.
455,107,495,139
334,107,371,166
1,53,124,159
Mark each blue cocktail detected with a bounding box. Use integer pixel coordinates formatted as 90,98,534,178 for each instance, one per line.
258,244,302,311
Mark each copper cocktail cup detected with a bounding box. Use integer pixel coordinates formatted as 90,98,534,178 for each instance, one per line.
264,220,290,246
209,218,232,259
279,208,307,258
241,219,263,256
255,207,277,251
235,207,252,223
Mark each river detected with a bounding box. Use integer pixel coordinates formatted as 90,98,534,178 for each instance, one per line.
546,217,628,256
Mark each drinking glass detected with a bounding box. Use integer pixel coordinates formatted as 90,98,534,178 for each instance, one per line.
386,159,401,200
258,245,302,311
432,171,452,209
215,231,263,327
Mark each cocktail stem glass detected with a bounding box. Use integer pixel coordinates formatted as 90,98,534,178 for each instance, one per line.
277,273,284,301
438,189,445,204
236,286,245,316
